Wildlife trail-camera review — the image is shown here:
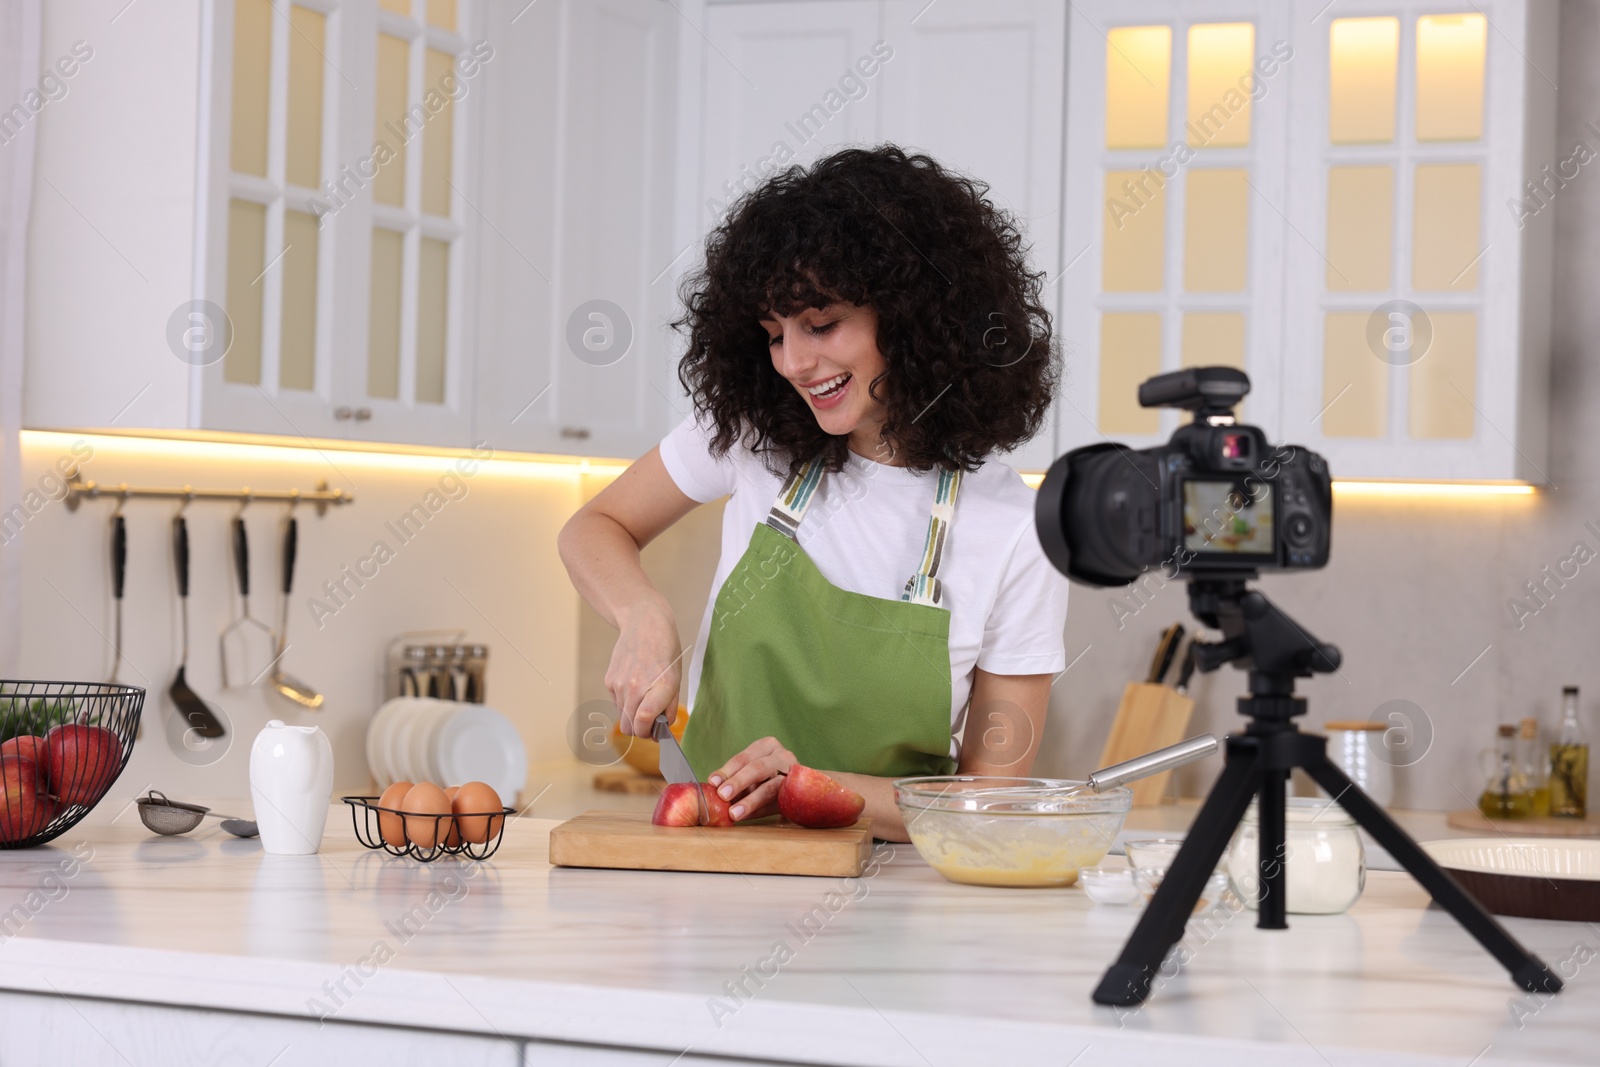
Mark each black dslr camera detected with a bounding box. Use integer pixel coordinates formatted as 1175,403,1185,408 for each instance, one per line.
1035,367,1332,588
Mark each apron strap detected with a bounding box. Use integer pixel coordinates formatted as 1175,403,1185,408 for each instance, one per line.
765,456,964,608
902,467,962,607
765,457,825,540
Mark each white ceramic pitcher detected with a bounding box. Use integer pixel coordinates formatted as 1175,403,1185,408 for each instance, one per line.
250,719,334,855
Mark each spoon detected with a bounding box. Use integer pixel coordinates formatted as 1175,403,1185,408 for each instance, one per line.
269,514,323,709
170,515,226,739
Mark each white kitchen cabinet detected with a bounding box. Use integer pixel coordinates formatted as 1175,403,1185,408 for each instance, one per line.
0,991,519,1067
1060,0,1294,456
1279,0,1557,481
1059,0,1558,483
687,0,1069,474
472,0,682,461
878,0,1067,474
27,0,486,449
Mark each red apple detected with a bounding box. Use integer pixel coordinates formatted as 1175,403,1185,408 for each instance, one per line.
778,764,865,829
651,782,736,827
45,723,121,807
0,736,49,782
701,784,735,827
0,755,57,842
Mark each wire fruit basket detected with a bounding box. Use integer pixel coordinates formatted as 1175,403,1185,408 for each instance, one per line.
343,796,514,862
0,681,143,849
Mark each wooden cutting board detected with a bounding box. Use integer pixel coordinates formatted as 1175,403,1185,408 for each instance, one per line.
1447,808,1600,837
1098,682,1195,806
548,810,874,876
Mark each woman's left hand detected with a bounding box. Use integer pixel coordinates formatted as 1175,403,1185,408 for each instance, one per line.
708,736,797,821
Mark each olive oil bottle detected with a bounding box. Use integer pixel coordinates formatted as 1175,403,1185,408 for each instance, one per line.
1518,717,1550,817
1550,686,1589,819
1480,724,1533,819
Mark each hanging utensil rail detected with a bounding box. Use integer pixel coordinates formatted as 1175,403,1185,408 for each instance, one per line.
64,478,354,515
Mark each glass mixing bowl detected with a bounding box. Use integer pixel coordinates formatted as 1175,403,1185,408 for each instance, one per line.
894,776,1132,888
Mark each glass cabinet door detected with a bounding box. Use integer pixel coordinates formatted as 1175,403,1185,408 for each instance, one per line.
202,0,477,447
1282,2,1551,482
1061,1,1292,455
343,0,476,446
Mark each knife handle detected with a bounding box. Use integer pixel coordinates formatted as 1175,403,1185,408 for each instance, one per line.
1147,623,1185,684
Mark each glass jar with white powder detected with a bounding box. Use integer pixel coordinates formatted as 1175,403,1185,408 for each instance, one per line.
1226,797,1366,915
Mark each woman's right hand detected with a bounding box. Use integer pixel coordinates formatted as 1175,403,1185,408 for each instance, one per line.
607,597,684,738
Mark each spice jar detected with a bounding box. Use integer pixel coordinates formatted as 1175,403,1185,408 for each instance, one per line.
1226,797,1366,915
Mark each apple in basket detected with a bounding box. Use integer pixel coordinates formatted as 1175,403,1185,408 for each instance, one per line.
46,723,121,806
0,755,57,842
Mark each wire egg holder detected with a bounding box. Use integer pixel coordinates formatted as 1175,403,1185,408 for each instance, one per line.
343,796,514,862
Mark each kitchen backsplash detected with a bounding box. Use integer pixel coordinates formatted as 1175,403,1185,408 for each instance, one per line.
8,432,586,798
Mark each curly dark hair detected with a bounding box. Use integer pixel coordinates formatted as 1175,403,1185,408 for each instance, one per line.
673,144,1058,475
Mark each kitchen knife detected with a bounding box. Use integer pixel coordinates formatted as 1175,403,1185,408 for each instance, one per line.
653,712,706,825
1146,623,1185,684
1173,640,1199,694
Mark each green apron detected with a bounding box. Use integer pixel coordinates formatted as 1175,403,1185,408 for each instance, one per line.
680,456,964,780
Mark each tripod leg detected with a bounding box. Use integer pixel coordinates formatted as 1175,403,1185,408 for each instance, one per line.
1256,768,1289,930
1092,745,1260,1007
1304,758,1563,995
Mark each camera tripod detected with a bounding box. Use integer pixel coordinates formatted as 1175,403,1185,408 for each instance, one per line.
1092,578,1564,1006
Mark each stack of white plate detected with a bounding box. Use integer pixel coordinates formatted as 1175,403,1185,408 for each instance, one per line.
366,696,527,802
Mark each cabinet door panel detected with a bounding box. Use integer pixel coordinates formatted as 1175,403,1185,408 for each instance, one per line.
700,0,882,232
879,0,1067,474
477,0,678,460
1281,0,1555,481
198,0,350,442
1060,0,1291,461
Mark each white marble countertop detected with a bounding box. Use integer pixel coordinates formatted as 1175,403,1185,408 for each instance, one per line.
0,763,1593,1066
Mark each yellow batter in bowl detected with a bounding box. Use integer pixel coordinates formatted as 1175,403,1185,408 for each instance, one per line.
895,777,1132,889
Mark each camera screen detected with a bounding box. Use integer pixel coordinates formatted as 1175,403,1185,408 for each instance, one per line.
1182,478,1275,557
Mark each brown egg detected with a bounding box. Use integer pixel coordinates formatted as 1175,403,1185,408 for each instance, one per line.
402,782,453,849
376,781,413,847
452,781,504,844
442,786,463,848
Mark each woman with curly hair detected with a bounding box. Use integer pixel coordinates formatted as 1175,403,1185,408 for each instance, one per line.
559,145,1069,841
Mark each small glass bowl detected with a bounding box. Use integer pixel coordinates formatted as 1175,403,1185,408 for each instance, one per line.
1125,837,1232,912
893,777,1132,888
1079,865,1139,905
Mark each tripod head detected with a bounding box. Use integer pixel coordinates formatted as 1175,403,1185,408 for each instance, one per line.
1186,578,1342,717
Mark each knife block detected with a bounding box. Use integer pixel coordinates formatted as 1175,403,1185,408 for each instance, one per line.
1099,683,1196,806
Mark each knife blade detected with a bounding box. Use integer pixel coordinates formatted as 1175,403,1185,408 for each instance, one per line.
1173,640,1199,694
1146,623,1185,684
653,712,706,825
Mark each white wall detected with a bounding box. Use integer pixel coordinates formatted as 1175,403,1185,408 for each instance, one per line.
8,432,582,801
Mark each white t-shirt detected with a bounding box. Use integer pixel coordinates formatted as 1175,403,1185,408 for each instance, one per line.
658,414,1070,754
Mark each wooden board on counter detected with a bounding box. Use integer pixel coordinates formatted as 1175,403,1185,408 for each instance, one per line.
549,810,873,877
1447,808,1600,837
